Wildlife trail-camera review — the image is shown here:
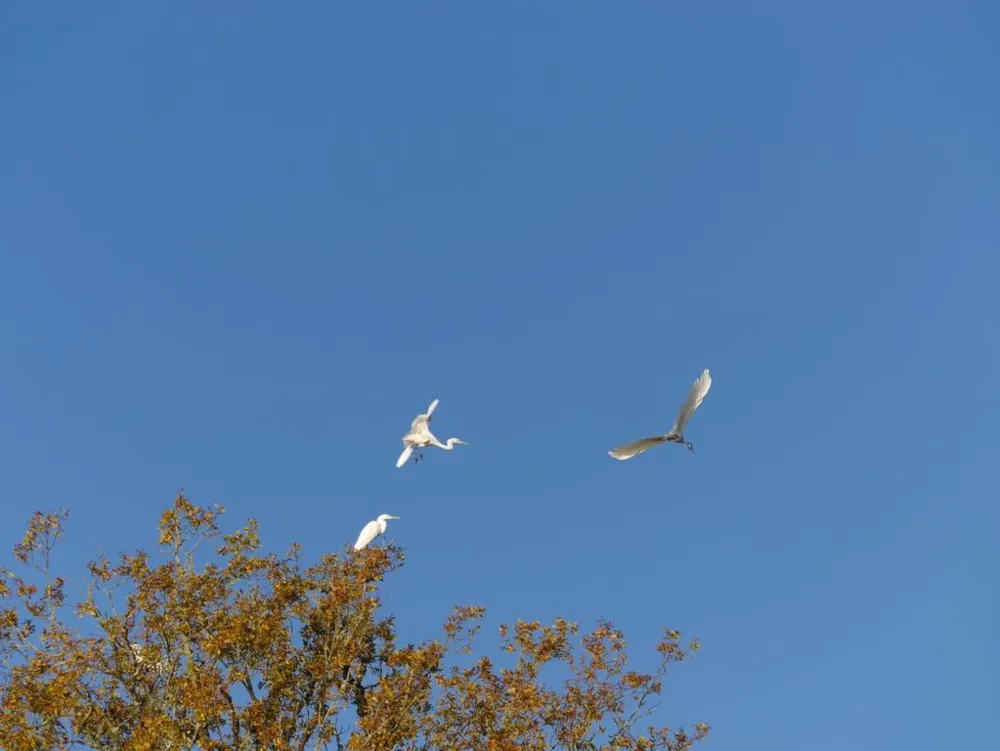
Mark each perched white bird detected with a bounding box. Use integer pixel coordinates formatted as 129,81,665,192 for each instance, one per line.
396,398,468,468
353,514,401,551
609,369,713,460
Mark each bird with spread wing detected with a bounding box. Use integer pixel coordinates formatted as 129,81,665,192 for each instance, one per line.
396,398,468,468
609,369,713,460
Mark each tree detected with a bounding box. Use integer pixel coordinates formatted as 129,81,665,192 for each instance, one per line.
0,494,708,751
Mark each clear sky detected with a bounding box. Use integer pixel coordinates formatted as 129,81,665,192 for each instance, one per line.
2,2,998,749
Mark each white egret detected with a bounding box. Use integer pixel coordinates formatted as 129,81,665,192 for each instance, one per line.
353,514,400,551
609,368,713,459
396,398,468,468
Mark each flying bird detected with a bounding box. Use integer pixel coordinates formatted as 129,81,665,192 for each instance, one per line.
396,398,468,468
353,514,400,551
609,369,713,460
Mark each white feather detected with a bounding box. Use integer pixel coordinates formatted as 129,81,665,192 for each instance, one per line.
671,369,712,434
353,520,382,551
396,445,414,468
608,436,667,460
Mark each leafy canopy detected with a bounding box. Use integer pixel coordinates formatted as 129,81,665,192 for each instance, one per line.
0,494,707,751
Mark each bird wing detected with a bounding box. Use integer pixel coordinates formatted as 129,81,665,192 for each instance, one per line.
354,520,381,550
396,445,414,468
671,369,712,433
408,399,440,431
608,435,668,460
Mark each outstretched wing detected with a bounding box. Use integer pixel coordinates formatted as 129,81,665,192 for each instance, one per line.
396,445,414,468
353,520,381,551
409,399,440,431
672,369,712,433
608,435,668,461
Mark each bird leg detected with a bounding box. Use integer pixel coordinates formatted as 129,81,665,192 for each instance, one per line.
685,442,695,453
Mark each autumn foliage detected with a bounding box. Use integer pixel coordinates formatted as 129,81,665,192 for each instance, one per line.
0,495,707,750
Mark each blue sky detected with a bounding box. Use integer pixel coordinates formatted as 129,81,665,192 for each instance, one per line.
2,2,998,748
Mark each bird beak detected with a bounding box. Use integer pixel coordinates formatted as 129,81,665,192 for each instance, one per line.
390,516,401,520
